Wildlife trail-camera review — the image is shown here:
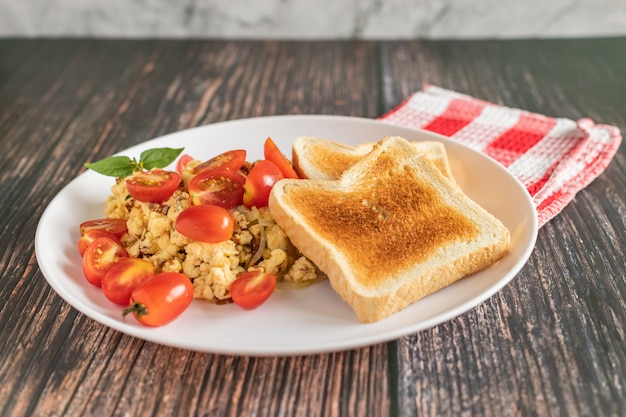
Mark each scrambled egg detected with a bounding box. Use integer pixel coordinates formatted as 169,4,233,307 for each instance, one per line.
104,179,322,303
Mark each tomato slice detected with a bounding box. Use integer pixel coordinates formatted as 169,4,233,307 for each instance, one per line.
243,160,284,208
102,257,155,305
82,236,129,287
181,160,201,188
264,137,299,179
187,168,245,209
175,204,234,243
78,228,121,256
125,169,181,203
193,150,246,175
176,154,195,174
230,271,277,309
123,272,193,327
79,218,127,238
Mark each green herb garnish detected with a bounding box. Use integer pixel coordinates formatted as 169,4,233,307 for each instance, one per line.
85,147,184,177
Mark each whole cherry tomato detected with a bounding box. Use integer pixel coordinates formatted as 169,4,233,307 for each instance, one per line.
263,137,299,179
79,218,127,238
125,169,180,203
78,228,122,256
123,272,193,327
243,160,284,208
102,257,155,305
82,236,129,287
230,271,277,309
175,204,234,243
187,168,245,209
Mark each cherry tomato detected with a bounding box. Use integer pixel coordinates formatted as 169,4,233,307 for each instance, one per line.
193,150,246,174
123,272,193,327
175,204,234,243
79,218,127,238
243,160,284,208
181,160,201,187
102,257,155,306
188,168,245,209
176,154,194,174
78,228,121,256
125,169,181,203
230,271,277,309
264,137,299,179
82,237,129,287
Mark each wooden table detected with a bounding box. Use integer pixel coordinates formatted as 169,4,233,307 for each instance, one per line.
1,37,624,416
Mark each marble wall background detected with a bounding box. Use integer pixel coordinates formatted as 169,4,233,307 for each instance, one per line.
1,0,625,39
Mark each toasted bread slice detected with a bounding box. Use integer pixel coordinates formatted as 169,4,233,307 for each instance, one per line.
269,136,510,323
292,136,455,182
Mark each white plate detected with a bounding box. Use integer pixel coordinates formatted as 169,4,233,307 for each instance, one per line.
35,115,537,356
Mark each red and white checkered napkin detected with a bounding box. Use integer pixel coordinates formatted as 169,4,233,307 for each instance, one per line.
379,85,622,228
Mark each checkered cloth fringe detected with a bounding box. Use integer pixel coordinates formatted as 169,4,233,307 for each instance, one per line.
379,85,622,228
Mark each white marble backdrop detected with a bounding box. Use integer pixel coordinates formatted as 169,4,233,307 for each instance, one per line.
1,0,625,39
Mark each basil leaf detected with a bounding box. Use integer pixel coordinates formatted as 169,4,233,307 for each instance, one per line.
140,147,184,170
84,155,134,177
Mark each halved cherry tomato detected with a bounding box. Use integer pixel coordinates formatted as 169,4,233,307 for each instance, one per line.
123,272,193,327
176,154,195,174
264,137,299,179
79,218,127,238
125,169,180,203
82,236,129,287
182,150,246,190
181,160,202,187
230,271,277,309
102,257,155,305
193,150,246,174
243,160,284,208
175,204,234,243
78,228,122,256
188,168,245,209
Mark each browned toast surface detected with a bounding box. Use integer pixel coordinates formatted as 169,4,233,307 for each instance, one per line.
280,150,477,286
270,136,510,322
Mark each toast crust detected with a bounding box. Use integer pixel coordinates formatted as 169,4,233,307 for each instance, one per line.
292,136,455,182
270,136,510,323
293,139,364,180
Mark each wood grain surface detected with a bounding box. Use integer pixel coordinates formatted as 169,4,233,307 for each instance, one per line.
0,38,624,417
